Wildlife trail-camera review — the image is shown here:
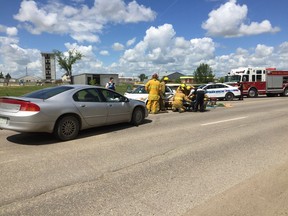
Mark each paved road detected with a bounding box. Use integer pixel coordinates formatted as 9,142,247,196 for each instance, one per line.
1,97,288,215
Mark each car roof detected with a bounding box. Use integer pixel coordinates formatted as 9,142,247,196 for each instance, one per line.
61,84,107,90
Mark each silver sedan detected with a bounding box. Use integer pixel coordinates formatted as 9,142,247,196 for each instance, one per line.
0,85,148,141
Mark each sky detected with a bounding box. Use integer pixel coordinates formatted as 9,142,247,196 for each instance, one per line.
0,0,288,80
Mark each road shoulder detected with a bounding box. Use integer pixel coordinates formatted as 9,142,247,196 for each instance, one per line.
183,160,288,216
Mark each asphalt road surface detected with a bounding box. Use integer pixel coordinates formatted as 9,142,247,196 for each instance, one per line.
1,97,288,216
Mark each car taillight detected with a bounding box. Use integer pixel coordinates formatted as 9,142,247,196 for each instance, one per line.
20,102,40,111
0,98,40,111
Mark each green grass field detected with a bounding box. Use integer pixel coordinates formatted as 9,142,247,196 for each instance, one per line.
0,83,131,97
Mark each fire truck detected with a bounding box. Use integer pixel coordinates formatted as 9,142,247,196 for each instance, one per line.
224,67,288,97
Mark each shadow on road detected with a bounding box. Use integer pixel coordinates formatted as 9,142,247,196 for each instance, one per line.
6,119,152,145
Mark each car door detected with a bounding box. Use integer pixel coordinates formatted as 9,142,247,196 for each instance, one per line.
99,89,131,124
204,85,216,98
165,86,174,99
214,84,226,98
73,88,108,126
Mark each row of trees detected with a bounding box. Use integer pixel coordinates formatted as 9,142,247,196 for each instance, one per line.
0,72,11,84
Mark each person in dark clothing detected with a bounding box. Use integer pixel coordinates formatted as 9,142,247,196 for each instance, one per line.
194,88,206,112
238,82,244,100
106,77,116,91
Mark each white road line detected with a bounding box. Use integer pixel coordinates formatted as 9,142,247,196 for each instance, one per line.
201,116,248,126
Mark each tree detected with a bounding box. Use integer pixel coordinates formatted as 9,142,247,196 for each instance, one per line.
218,77,225,83
54,49,83,84
0,71,4,79
139,73,148,82
5,73,11,86
193,63,215,84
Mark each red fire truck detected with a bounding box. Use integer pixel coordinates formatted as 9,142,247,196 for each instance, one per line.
224,67,288,97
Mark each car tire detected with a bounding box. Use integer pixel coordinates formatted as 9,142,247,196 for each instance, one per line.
225,92,234,101
54,115,80,141
131,107,144,126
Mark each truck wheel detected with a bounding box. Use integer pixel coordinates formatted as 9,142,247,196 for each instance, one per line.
283,88,288,96
248,88,258,98
225,92,234,101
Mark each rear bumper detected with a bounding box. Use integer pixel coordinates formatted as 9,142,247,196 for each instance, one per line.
0,116,55,133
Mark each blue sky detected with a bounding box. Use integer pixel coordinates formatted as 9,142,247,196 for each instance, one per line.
0,0,287,79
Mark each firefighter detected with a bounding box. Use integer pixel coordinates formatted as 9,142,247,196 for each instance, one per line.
145,73,161,114
183,85,192,110
176,83,187,93
159,77,169,111
186,85,191,94
172,88,191,113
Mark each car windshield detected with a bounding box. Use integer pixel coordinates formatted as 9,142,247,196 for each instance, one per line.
22,86,74,99
197,85,206,89
131,86,147,94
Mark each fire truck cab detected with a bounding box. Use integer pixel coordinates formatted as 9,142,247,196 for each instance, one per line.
224,67,288,97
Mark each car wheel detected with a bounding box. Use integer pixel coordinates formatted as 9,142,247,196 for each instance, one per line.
54,115,80,141
248,88,258,97
131,107,144,126
225,92,234,101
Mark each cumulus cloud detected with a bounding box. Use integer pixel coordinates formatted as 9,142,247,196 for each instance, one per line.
13,0,156,42
0,41,41,78
202,0,280,37
6,27,18,36
119,24,216,74
126,37,136,47
112,42,125,51
1,1,287,79
0,25,18,36
14,1,58,35
99,50,109,56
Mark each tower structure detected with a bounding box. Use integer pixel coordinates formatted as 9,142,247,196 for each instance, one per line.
41,52,56,81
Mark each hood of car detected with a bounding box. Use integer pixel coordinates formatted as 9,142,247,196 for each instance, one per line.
124,93,148,102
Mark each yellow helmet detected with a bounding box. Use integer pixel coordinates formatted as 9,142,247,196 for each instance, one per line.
163,77,169,81
180,83,186,89
186,85,191,90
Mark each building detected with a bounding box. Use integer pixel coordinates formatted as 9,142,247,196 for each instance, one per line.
72,73,119,86
118,76,140,84
158,72,185,82
18,75,42,84
180,75,195,84
41,52,56,81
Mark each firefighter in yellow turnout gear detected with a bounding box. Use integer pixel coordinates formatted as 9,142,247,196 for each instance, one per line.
145,73,161,114
172,87,191,113
159,77,169,111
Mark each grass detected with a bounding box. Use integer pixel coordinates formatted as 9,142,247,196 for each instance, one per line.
0,83,132,97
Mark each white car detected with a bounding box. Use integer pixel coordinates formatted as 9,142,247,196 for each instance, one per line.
197,83,241,101
124,85,174,106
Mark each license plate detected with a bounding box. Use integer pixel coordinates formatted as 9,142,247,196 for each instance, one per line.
0,117,8,125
